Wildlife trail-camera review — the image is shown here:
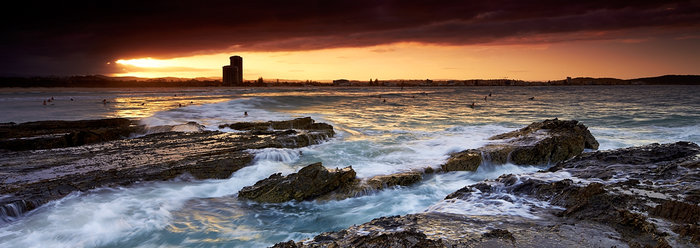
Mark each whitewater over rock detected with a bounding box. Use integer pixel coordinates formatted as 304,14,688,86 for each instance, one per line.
442,118,599,171
275,142,700,247
247,119,599,204
0,117,335,223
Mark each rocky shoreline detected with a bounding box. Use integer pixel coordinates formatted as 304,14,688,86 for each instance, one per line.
273,141,700,247
239,118,600,204
2,117,698,247
0,117,335,222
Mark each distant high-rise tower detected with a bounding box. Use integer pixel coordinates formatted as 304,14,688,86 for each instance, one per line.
222,55,243,86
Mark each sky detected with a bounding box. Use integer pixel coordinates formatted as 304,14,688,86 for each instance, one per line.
1,0,699,81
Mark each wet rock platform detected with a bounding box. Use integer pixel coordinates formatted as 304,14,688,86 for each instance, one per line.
0,117,334,222
275,142,700,247
0,118,138,151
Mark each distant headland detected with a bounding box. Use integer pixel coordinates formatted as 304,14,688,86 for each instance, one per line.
0,74,697,88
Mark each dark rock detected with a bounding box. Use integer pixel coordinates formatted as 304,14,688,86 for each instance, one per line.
489,118,598,165
441,149,481,172
499,174,518,186
673,224,700,245
490,118,599,149
366,172,422,190
547,182,664,247
510,178,575,202
139,121,204,134
0,118,138,151
0,117,335,221
280,229,445,248
482,229,515,242
546,143,700,197
686,189,700,204
314,171,424,201
649,200,700,224
279,142,700,247
218,118,335,148
238,162,356,203
241,169,423,203
343,230,443,248
444,182,494,200
275,214,444,248
271,240,299,248
441,119,599,171
551,141,699,171
220,117,334,132
277,212,629,248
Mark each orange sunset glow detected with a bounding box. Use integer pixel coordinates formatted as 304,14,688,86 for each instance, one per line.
112,38,700,81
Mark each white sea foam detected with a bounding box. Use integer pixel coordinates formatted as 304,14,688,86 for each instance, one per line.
592,124,700,150
425,169,561,219
253,148,302,164
302,124,513,178
425,194,556,219
0,159,297,248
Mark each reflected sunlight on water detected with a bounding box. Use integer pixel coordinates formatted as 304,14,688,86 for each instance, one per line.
0,88,242,123
111,94,234,119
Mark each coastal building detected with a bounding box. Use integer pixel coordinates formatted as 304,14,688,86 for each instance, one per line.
222,56,243,86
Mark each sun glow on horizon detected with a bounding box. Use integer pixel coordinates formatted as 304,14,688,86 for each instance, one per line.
113,43,557,80
116,58,178,68
112,38,700,81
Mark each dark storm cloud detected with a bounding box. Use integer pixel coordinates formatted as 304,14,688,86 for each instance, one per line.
1,0,699,75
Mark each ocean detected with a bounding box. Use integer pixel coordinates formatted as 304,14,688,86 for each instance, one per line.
0,85,698,247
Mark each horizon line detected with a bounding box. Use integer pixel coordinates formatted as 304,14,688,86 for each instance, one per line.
2,74,698,83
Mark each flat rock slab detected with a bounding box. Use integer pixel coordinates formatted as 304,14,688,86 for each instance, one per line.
219,117,334,133
0,118,139,151
0,117,334,222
